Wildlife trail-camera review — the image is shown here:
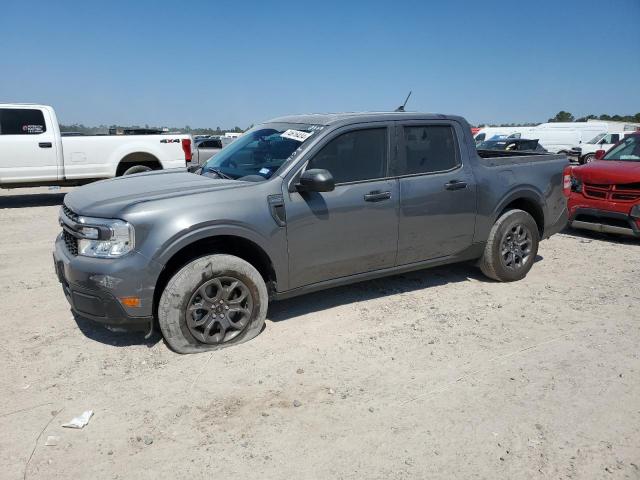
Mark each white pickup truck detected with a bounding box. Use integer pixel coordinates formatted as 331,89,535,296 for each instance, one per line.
0,104,193,188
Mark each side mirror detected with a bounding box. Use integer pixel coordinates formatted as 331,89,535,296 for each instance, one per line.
187,164,201,173
595,149,605,160
296,169,335,193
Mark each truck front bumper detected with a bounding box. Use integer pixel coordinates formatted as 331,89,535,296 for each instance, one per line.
53,233,163,331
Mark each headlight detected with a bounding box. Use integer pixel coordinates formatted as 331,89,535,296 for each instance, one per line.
570,176,582,193
76,217,134,258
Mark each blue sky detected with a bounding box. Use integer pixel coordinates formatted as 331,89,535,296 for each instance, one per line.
1,0,638,128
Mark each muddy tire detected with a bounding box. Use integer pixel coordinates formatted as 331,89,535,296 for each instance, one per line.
158,254,268,354
479,209,539,282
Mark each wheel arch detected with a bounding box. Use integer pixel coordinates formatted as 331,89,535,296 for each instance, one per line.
152,232,279,319
493,189,546,238
116,152,162,176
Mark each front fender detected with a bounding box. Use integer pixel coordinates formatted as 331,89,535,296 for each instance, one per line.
148,222,289,291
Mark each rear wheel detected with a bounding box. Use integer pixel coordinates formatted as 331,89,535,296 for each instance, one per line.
122,164,153,176
479,209,539,282
158,254,268,354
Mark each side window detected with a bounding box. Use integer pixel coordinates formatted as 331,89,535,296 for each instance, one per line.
398,125,459,176
307,128,387,184
475,133,485,143
610,134,620,144
0,108,47,135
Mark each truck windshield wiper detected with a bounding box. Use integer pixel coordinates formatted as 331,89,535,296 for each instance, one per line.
202,167,233,180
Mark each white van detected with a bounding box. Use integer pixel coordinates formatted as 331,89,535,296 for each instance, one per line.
574,131,639,164
522,122,608,154
473,127,524,144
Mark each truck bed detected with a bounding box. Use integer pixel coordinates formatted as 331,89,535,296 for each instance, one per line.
476,149,567,167
471,149,569,241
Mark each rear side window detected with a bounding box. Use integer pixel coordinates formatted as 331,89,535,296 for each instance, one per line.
307,128,387,184
0,108,47,135
397,125,459,175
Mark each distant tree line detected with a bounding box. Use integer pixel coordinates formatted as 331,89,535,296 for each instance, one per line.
547,111,640,123
59,124,246,135
477,112,640,128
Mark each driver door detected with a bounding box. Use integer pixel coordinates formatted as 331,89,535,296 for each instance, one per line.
284,123,399,289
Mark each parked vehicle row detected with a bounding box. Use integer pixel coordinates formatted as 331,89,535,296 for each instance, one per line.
0,104,193,189
53,111,569,353
474,121,640,158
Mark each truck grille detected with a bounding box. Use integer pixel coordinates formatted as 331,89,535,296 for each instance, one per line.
584,183,640,202
60,204,79,256
63,230,79,256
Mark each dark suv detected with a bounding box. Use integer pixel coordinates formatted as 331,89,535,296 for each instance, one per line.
54,112,568,353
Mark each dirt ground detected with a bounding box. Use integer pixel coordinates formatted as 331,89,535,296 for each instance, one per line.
1,187,639,480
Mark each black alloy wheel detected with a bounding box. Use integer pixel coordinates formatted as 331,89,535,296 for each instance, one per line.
185,276,253,344
499,223,533,271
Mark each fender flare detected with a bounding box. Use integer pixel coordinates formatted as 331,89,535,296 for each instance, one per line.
150,222,286,287
491,186,547,226
108,143,167,176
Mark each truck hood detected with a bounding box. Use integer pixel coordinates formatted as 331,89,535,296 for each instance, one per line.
573,161,640,184
64,169,249,217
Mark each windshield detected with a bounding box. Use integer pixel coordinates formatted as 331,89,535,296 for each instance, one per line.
603,135,640,162
587,133,605,144
478,140,508,150
201,122,324,180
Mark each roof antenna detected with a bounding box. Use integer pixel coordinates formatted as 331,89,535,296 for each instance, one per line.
395,91,412,112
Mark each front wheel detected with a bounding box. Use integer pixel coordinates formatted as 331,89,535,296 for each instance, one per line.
158,254,268,354
479,209,539,282
580,153,595,165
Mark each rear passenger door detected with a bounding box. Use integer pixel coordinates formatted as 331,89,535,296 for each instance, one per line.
393,121,477,264
285,123,399,289
0,107,59,183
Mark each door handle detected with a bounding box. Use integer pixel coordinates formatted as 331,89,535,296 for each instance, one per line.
444,180,467,191
39,142,52,148
364,190,392,202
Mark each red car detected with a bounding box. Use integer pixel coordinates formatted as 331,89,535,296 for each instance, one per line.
567,133,640,238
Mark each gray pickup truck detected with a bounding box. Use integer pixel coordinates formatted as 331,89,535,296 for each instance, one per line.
54,112,569,353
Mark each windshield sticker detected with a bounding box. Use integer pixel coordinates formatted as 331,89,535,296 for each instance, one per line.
281,129,312,142
259,168,270,175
